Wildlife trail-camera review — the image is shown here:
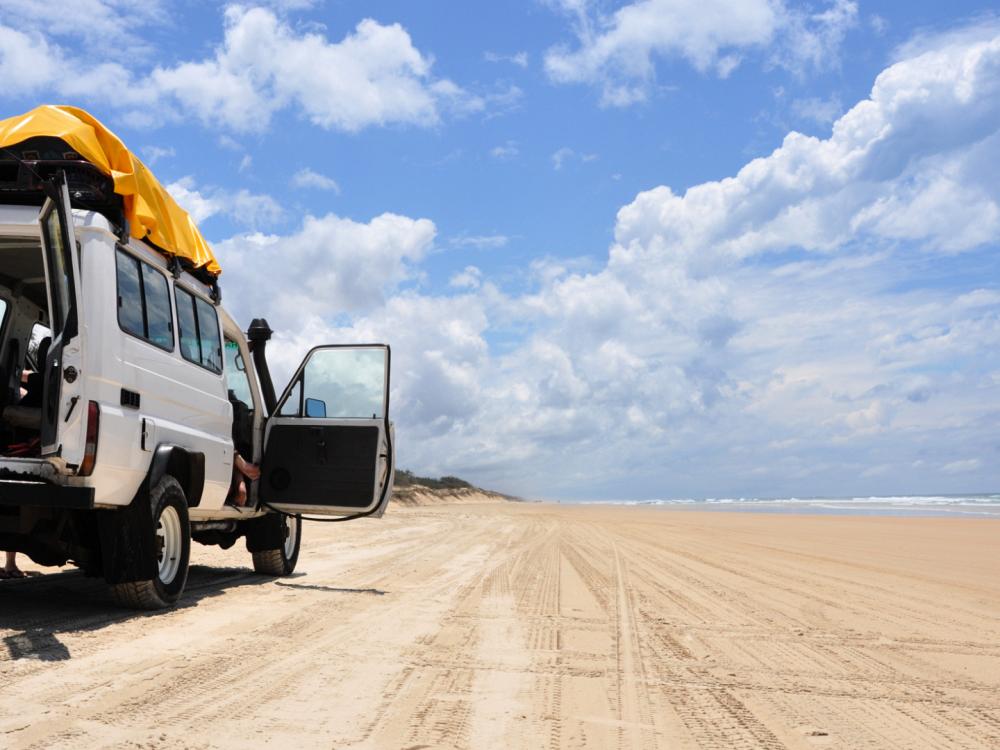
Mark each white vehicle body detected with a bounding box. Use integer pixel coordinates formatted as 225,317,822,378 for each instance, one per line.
0,174,394,608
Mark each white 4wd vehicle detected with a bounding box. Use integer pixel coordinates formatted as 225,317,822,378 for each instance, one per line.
0,169,395,609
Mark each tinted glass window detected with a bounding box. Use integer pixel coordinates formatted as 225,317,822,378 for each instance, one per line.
116,251,145,338
224,340,254,412
299,348,387,419
196,298,222,372
278,379,301,417
0,298,7,330
115,249,174,351
175,286,222,373
42,208,71,334
141,263,173,349
175,288,200,363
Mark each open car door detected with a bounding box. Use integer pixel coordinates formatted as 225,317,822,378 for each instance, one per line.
259,345,394,517
37,172,86,462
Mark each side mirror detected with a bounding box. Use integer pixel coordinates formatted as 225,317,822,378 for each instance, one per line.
304,397,327,418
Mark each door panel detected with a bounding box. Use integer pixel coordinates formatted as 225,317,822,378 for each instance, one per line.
260,345,392,516
37,172,84,460
260,422,380,508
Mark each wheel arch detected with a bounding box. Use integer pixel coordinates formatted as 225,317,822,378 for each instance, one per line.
148,444,205,508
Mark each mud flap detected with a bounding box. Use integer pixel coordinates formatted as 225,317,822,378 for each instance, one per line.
244,513,286,553
96,488,157,584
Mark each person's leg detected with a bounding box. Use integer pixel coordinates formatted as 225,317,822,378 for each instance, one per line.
3,550,23,578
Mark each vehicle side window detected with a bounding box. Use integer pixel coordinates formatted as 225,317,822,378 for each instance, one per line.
196,297,222,372
141,263,172,349
224,340,254,413
174,286,222,373
278,379,301,417
116,251,144,338
0,298,7,334
175,288,199,362
115,248,174,351
225,339,255,457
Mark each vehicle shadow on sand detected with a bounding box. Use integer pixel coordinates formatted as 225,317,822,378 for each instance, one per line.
0,564,272,662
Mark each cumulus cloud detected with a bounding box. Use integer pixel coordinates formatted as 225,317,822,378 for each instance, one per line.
291,168,341,193
167,177,284,229
239,28,998,497
544,0,858,106
149,7,465,132
613,34,1000,267
0,6,480,133
449,234,509,250
0,0,166,57
216,212,436,329
552,147,598,170
141,145,175,165
484,50,529,68
490,140,519,159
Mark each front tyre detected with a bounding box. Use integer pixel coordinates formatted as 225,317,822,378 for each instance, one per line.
111,476,191,609
251,514,301,576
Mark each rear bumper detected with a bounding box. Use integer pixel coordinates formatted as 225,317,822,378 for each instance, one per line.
0,480,95,509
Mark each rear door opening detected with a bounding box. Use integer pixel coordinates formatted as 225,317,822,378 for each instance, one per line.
0,172,85,470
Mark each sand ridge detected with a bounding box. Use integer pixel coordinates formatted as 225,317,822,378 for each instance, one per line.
1,503,998,748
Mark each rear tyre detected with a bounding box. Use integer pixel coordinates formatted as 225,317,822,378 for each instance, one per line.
111,476,191,610
251,514,301,576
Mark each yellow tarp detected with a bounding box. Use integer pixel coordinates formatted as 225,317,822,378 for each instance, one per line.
0,105,221,277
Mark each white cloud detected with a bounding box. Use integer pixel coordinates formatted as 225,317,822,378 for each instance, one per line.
552,147,574,170
216,212,436,329
484,50,529,68
0,6,482,134
491,141,519,159
552,147,597,169
141,145,175,165
323,28,997,496
942,459,982,474
790,95,842,124
450,266,482,289
544,0,858,106
150,8,479,132
0,0,166,57
292,168,341,193
0,27,61,94
613,34,1000,266
449,234,509,250
167,177,284,229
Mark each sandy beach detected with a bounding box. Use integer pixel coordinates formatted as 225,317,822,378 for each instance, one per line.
1,501,998,749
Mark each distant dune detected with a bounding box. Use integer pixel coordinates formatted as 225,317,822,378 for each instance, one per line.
390,470,522,506
390,486,512,506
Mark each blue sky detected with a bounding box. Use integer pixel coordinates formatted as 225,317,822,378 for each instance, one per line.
1,1,998,499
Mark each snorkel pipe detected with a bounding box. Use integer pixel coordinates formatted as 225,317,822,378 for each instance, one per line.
247,318,278,414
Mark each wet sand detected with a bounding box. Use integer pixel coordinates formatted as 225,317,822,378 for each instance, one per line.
1,502,998,748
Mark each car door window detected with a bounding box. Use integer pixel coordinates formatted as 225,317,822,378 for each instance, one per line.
174,286,222,373
115,248,174,351
224,340,254,413
116,251,145,339
141,263,173,349
195,297,222,372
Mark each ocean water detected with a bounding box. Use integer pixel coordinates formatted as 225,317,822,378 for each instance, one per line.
571,494,1000,518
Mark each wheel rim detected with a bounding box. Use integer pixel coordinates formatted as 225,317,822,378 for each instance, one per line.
283,515,298,559
156,505,183,585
